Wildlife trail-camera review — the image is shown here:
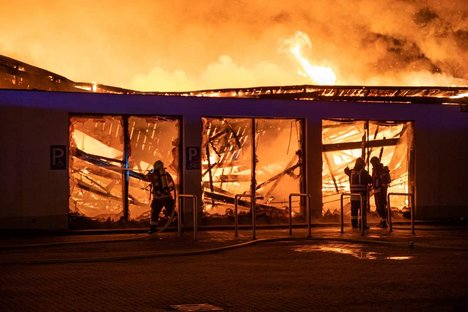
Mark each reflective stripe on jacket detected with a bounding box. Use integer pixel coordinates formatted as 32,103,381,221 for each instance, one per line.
349,169,371,201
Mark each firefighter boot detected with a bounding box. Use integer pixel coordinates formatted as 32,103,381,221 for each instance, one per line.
379,220,388,228
148,224,157,234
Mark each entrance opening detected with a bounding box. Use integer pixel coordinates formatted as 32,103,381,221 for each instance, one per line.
321,119,414,223
69,115,180,229
201,117,305,226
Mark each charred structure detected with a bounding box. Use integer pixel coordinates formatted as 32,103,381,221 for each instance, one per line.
0,56,467,230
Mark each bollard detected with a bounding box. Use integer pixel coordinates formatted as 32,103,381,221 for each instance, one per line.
387,192,415,235
288,193,312,238
234,194,257,239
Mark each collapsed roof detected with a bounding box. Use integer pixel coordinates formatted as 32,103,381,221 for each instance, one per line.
1,54,467,108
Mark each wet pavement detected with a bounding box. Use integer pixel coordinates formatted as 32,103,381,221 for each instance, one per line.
1,223,467,311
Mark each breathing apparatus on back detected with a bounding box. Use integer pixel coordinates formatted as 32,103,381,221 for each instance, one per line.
146,160,174,199
153,160,169,192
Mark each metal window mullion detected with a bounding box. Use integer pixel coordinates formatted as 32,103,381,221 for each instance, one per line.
250,118,257,240
122,116,130,222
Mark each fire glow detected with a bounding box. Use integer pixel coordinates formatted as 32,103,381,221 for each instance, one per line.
1,1,467,91
286,31,337,85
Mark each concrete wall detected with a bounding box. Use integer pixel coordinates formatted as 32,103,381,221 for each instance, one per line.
0,90,467,229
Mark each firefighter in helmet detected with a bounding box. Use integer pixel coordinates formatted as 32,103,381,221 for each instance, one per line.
370,156,391,228
146,160,175,234
344,157,372,229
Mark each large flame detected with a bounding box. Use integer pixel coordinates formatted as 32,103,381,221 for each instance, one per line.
286,31,337,85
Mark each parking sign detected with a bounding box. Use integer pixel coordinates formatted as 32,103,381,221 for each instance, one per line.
50,145,67,170
186,146,200,170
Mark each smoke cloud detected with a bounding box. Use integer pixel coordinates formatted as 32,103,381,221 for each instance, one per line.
1,0,466,91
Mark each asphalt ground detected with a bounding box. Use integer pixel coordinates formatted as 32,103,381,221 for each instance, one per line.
1,224,467,311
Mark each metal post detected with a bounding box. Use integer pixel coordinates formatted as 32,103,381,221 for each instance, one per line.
410,193,415,235
340,194,345,233
288,193,312,237
251,119,257,240
251,198,256,240
178,203,183,237
307,194,312,238
288,195,293,236
177,194,198,240
359,194,365,236
387,195,393,232
234,194,257,239
340,192,365,236
387,192,415,235
122,116,130,222
234,194,241,237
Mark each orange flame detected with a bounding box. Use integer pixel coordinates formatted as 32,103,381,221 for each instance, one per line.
285,31,337,85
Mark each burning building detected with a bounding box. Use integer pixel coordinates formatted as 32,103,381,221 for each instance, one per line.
0,56,467,230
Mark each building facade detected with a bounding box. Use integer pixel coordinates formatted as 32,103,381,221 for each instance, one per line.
0,88,467,230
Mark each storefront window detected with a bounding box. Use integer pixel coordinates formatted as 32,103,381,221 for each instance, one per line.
201,117,304,225
322,119,414,221
69,115,180,228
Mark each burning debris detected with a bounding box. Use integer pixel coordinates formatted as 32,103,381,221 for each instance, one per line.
69,116,180,228
68,114,306,227
201,117,304,224
1,54,466,106
0,55,466,229
322,119,414,221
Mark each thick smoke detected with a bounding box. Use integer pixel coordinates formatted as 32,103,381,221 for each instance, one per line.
1,0,466,91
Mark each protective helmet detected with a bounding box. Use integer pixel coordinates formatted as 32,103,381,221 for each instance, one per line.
355,157,365,168
153,160,164,170
370,156,380,165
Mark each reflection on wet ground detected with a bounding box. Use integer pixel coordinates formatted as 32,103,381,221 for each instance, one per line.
292,243,414,260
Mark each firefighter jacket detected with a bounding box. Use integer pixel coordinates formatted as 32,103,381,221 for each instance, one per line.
372,165,391,193
146,169,173,200
345,167,372,201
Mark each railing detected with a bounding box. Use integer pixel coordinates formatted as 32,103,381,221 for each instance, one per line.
288,193,312,238
340,193,366,236
177,194,198,241
387,192,415,235
234,194,259,240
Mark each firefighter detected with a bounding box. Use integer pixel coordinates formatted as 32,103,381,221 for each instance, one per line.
344,157,372,229
145,160,175,234
370,156,391,228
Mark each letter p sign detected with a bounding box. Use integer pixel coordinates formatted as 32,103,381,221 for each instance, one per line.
50,145,67,170
186,146,200,170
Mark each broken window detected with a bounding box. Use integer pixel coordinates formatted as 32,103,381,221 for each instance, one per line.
322,119,414,221
201,117,304,225
69,115,180,228
69,116,124,222
127,116,180,222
